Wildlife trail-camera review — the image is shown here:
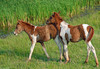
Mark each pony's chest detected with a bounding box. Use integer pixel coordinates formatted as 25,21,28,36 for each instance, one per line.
60,26,72,41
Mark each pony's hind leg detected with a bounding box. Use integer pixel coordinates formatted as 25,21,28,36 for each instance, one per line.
41,42,50,59
85,42,91,63
85,41,99,67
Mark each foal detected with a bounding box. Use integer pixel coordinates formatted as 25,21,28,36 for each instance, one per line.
46,12,99,67
14,20,62,61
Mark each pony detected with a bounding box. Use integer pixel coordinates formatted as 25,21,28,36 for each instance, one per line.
46,12,99,67
14,20,63,61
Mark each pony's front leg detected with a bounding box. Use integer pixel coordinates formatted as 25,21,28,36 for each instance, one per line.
63,44,69,64
62,38,69,64
28,36,37,61
54,35,62,62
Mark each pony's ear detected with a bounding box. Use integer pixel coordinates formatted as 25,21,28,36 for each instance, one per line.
21,19,23,21
17,20,22,24
54,12,56,14
54,12,58,16
58,11,60,14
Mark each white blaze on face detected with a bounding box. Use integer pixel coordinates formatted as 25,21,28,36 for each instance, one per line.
60,21,72,41
82,24,89,39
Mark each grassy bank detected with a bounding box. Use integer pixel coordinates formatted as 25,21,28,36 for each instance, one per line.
0,11,100,69
0,0,100,33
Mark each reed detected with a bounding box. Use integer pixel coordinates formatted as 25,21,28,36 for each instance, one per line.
0,0,99,32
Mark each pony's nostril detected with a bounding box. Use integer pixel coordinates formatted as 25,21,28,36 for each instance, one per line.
14,32,18,35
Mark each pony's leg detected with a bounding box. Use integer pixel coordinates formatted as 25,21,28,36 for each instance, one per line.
54,35,62,62
85,42,91,63
85,41,99,67
28,36,37,61
41,42,50,59
62,38,69,63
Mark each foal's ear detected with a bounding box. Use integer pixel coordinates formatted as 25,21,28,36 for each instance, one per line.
53,12,58,16
17,20,21,24
58,11,60,14
21,19,23,21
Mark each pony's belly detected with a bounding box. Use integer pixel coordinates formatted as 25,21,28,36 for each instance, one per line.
70,37,82,42
37,34,50,42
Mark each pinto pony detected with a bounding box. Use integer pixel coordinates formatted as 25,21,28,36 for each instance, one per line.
14,20,62,61
46,12,99,67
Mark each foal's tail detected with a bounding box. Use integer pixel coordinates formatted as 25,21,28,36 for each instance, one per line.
86,26,94,43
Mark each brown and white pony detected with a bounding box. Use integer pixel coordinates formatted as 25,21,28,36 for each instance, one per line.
14,20,63,61
46,12,99,67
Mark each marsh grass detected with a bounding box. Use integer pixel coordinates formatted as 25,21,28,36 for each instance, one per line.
0,0,100,33
0,11,100,69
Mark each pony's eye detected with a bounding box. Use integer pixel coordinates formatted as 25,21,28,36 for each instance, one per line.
50,17,52,19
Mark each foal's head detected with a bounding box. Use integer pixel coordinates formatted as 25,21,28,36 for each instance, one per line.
14,20,24,35
46,12,63,25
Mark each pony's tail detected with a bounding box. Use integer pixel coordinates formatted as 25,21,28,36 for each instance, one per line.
86,26,94,43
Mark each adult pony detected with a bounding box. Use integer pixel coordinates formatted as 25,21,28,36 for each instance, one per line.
46,12,99,67
14,20,62,61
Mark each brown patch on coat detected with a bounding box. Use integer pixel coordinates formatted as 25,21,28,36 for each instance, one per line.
78,25,86,41
68,25,85,42
65,33,69,43
86,26,94,43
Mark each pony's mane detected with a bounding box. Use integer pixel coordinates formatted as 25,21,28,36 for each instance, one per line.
18,20,34,27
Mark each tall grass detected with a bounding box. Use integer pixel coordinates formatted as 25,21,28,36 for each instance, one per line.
0,11,100,69
0,0,100,33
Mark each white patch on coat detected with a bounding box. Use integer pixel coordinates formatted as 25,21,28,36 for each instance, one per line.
82,24,89,39
29,34,37,60
31,34,37,41
60,21,72,41
34,26,37,32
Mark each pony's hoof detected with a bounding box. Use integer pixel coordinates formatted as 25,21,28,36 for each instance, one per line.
59,60,62,63
64,61,68,64
84,60,88,63
68,59,71,62
47,57,50,61
96,63,99,67
26,59,31,62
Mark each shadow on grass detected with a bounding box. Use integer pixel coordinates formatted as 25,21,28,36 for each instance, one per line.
0,48,59,62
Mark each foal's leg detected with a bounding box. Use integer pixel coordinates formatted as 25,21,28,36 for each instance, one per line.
85,41,99,67
28,36,37,61
85,42,91,63
54,35,62,62
62,39,69,64
41,42,50,59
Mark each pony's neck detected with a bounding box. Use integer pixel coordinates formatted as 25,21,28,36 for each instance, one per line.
55,17,63,31
22,22,34,35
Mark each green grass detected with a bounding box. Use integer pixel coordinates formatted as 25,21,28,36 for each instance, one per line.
0,11,100,69
0,0,100,33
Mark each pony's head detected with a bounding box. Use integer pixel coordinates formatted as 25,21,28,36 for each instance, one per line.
14,20,24,35
46,12,63,25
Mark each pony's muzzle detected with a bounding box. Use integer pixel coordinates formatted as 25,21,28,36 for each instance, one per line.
14,32,18,35
46,21,49,24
